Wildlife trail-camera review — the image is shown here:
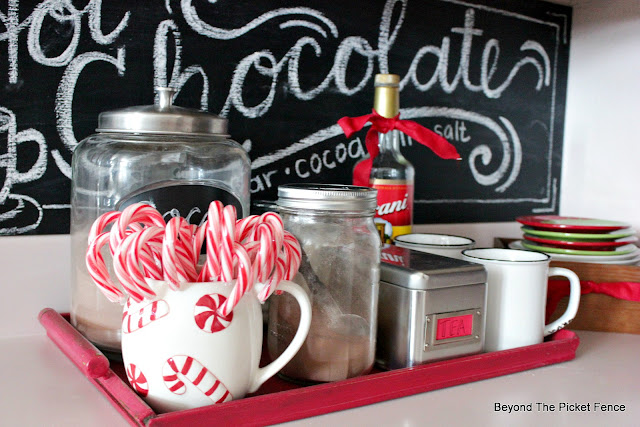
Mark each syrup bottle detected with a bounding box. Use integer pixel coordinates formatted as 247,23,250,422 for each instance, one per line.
368,74,414,243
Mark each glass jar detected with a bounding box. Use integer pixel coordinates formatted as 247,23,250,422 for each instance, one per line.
70,88,250,355
268,184,380,383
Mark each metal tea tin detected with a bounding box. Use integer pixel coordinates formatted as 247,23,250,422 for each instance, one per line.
377,245,487,370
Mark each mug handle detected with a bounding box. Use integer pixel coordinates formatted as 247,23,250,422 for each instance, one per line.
248,280,312,392
544,267,581,336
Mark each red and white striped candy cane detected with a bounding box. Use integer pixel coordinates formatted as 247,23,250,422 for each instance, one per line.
110,203,165,253
198,201,224,282
255,231,301,301
217,242,252,317
282,231,302,280
122,226,166,300
163,355,233,404
193,223,206,267
162,217,198,290
86,232,125,303
257,253,286,302
252,222,276,283
122,298,170,334
257,212,284,246
113,232,148,303
235,214,259,243
257,212,284,274
88,211,121,243
218,205,237,283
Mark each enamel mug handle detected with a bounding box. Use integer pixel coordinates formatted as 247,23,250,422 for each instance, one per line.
248,281,311,392
544,267,581,336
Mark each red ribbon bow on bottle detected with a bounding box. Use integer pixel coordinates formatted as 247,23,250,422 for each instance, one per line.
338,109,461,187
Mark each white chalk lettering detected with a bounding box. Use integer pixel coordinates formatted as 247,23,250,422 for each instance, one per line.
0,0,561,233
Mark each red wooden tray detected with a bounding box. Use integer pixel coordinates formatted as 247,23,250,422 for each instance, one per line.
39,308,580,426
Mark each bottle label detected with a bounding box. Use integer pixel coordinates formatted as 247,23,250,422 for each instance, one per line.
369,179,414,243
117,181,243,225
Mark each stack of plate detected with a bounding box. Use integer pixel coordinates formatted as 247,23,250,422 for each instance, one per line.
510,215,639,265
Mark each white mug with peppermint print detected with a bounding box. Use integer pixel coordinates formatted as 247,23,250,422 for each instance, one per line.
121,279,311,413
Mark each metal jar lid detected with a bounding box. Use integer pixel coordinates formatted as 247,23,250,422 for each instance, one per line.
96,87,229,136
277,184,377,212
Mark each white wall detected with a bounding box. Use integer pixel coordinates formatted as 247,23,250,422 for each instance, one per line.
3,0,639,337
560,0,640,229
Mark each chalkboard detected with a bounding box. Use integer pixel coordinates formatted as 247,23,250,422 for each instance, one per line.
0,0,571,235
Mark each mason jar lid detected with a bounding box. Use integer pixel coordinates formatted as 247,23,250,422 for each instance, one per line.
96,87,229,136
277,184,377,212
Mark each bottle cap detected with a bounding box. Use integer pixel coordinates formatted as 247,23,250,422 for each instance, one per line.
375,74,400,87
374,74,400,118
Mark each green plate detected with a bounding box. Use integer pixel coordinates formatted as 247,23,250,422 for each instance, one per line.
521,240,637,256
521,226,636,241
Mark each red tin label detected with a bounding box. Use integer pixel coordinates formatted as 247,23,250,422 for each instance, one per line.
436,314,473,340
380,244,411,267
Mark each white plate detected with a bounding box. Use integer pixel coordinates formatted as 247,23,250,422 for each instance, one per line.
508,240,640,263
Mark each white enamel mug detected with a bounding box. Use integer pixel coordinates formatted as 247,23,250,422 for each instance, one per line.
461,248,580,352
394,233,475,259
121,279,311,413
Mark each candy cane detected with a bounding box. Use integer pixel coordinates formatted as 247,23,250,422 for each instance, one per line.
86,232,125,303
122,298,169,334
193,223,207,267
198,202,224,282
219,205,237,283
127,226,165,281
282,231,302,280
86,201,303,312
110,203,165,253
257,253,286,302
162,217,198,289
252,222,276,283
114,227,166,302
256,212,284,276
217,242,252,317
163,356,233,404
88,211,121,243
113,232,147,303
256,232,300,300
235,214,259,243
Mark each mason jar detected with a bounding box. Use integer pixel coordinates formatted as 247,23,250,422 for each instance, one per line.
268,184,381,383
70,87,250,356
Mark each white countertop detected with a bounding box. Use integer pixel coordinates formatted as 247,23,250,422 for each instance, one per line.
2,330,638,426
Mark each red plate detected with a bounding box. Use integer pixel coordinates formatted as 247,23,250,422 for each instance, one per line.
523,234,637,250
516,215,631,232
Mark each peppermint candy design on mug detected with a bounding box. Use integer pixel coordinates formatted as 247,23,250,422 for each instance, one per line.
194,293,234,333
125,363,149,397
163,355,233,404
122,298,170,334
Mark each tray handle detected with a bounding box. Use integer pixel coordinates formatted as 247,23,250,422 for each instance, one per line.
38,308,110,379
